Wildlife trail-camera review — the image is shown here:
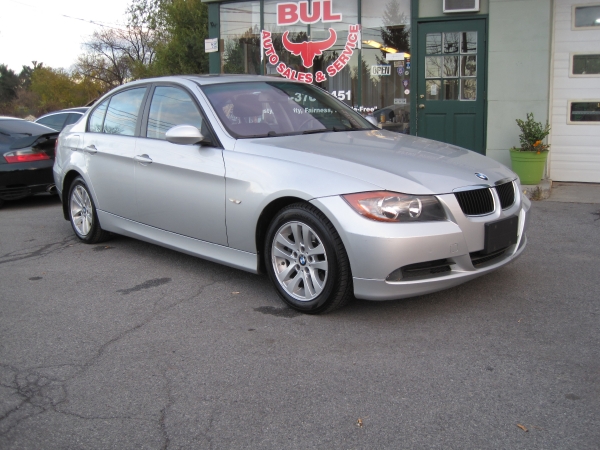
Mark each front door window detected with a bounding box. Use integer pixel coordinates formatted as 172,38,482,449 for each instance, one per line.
425,31,477,101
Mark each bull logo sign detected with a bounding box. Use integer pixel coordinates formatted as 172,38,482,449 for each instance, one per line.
261,0,360,84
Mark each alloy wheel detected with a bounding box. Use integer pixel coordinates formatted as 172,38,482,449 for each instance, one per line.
70,185,93,236
271,221,329,301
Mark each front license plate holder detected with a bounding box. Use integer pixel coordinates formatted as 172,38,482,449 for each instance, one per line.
483,216,519,254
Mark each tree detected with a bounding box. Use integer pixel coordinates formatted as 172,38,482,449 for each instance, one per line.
0,64,20,104
152,0,210,75
18,61,43,91
75,29,132,90
31,67,102,112
380,0,410,56
74,0,162,89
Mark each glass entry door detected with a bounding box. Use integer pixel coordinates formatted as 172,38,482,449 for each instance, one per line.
417,19,486,153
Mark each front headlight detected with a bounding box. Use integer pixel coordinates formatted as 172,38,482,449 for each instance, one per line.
342,191,446,222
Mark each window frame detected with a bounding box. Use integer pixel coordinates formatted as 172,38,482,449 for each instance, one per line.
570,52,600,77
571,3,600,30
567,99,600,124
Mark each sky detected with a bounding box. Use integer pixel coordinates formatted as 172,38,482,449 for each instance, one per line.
1,0,132,73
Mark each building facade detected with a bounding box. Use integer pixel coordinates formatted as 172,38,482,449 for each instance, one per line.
203,0,600,183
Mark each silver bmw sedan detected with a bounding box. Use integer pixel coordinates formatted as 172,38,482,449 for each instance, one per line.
53,75,530,314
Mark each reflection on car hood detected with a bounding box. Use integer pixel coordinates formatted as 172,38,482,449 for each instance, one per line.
235,130,515,195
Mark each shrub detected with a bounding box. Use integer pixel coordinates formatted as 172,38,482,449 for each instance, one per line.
514,112,551,152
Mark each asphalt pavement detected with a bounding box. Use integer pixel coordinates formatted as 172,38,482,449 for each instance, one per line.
0,193,599,449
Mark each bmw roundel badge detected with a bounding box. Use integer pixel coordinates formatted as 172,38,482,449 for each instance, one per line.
475,173,489,180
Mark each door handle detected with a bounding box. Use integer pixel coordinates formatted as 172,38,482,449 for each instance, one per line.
84,145,97,154
418,104,425,109
134,154,153,164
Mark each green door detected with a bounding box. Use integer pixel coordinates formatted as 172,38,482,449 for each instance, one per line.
416,19,486,153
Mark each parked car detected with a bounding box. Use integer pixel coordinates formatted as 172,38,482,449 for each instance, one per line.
54,75,530,314
372,104,410,134
35,107,88,131
0,117,59,208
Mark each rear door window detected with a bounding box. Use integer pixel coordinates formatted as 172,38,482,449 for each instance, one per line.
103,88,147,136
89,99,109,132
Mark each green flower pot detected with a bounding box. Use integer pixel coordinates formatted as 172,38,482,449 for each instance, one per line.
509,149,548,185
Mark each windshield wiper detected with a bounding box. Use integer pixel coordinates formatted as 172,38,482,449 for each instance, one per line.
302,128,330,135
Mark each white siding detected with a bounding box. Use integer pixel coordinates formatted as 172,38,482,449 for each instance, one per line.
549,0,600,182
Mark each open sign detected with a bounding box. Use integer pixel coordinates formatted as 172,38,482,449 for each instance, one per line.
371,65,391,76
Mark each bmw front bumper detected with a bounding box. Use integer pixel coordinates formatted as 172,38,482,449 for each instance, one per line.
311,189,530,301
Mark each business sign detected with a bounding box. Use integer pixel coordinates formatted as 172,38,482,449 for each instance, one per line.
261,1,359,84
371,65,391,76
204,38,218,53
276,0,342,25
385,53,404,61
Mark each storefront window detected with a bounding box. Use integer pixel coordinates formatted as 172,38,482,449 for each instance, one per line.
262,0,359,108
218,0,410,133
361,0,411,133
220,2,261,74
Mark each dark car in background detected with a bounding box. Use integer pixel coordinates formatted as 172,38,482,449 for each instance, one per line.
372,104,410,134
0,117,58,208
34,107,88,131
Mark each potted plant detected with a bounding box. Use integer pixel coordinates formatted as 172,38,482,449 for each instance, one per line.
509,113,551,185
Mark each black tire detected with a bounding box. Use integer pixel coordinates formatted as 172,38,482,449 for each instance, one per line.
0,198,4,209
68,177,110,244
264,202,352,314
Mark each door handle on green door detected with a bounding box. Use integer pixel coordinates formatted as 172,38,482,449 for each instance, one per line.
418,104,425,109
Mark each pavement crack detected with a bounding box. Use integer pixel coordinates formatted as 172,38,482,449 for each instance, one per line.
0,279,223,441
0,235,76,265
159,369,174,450
76,279,222,378
0,404,46,437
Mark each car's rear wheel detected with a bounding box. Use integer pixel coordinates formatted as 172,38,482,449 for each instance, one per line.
264,203,352,314
68,177,110,244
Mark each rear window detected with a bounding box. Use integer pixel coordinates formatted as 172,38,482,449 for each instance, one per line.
36,113,68,131
0,119,57,136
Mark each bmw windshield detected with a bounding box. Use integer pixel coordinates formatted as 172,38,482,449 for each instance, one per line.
201,81,374,139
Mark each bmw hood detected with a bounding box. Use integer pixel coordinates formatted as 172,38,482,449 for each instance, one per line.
235,130,516,195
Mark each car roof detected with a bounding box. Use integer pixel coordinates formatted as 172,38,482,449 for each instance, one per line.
121,74,298,88
36,107,89,119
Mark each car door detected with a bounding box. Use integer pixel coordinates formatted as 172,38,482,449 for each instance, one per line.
82,87,148,219
134,84,228,246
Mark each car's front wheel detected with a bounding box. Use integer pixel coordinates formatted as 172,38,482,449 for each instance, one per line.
68,177,110,244
264,203,352,314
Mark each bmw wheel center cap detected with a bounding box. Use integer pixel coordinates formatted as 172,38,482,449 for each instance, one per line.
299,255,307,265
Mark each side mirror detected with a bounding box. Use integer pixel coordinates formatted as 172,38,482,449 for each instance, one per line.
165,125,209,145
365,115,379,127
